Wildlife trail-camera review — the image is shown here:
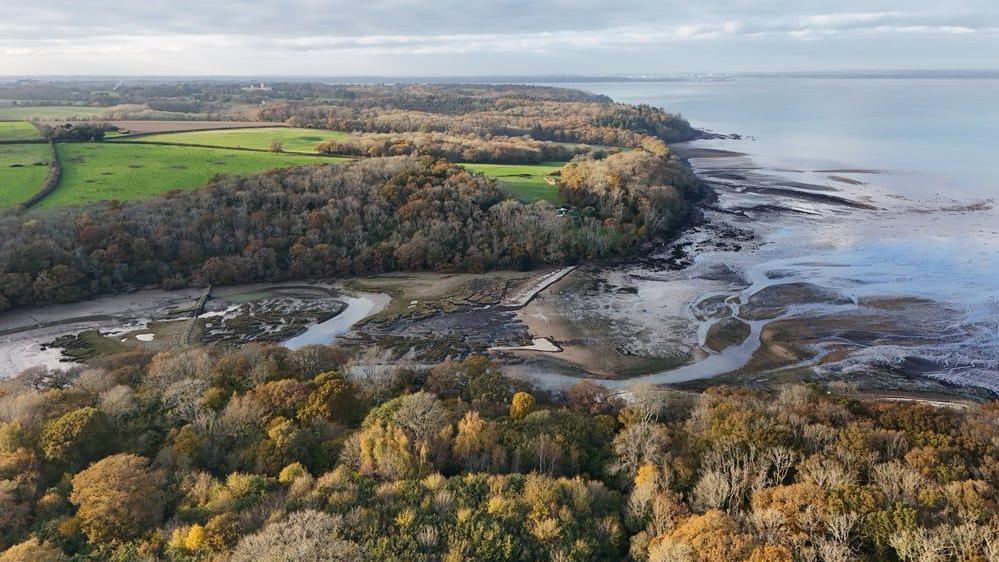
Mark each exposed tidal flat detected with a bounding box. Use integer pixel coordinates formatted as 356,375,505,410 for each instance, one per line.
492,159,996,398
512,77,999,397
0,282,383,375
2,145,996,397
2,77,996,399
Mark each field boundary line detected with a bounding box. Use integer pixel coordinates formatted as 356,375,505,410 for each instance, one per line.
100,138,569,166
105,139,348,158
20,140,61,210
111,123,291,140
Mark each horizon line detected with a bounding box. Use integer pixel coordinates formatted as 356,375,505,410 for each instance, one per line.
2,68,999,81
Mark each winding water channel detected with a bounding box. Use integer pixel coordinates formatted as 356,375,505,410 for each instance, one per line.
283,292,390,349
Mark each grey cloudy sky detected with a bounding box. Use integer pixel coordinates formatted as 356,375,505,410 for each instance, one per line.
1,0,997,75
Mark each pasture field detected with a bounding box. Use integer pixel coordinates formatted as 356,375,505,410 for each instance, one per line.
41,143,346,208
463,162,565,204
0,143,51,206
119,126,348,153
0,121,41,141
0,105,110,120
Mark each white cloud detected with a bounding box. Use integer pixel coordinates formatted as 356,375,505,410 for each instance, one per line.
802,12,901,27
0,1,995,74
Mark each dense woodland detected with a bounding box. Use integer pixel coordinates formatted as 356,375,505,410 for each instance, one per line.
250,85,698,146
0,344,996,561
0,82,706,311
316,132,599,164
559,139,710,238
1,81,698,146
0,145,707,311
265,101,695,148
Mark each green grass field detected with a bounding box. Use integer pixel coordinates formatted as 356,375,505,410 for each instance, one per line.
0,106,111,120
3,134,561,208
0,121,41,141
119,127,349,153
463,162,565,204
0,143,51,206
41,143,346,208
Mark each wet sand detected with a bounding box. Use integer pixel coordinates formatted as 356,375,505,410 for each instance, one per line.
502,139,998,397
508,266,709,377
0,286,205,375
0,281,386,378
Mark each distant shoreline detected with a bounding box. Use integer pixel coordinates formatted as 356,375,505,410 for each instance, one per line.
4,69,999,84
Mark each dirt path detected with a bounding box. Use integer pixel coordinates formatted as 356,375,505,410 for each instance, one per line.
502,266,576,308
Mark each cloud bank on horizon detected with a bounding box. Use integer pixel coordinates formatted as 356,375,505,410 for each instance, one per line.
1,0,997,75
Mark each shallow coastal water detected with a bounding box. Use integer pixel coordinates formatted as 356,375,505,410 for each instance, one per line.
568,77,999,198
526,77,999,393
283,291,390,349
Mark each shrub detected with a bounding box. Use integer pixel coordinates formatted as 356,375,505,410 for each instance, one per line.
510,392,535,420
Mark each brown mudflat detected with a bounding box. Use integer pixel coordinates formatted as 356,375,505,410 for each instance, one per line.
674,147,747,159
828,175,866,185
814,168,881,174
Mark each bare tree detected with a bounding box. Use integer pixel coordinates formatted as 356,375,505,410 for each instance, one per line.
872,461,927,503
229,509,361,562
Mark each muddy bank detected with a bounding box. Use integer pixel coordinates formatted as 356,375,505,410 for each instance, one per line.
499,137,998,398
0,281,386,377
506,266,703,378
200,285,349,345
674,147,747,159
341,271,542,362
705,318,751,352
0,269,563,376
709,179,878,210
0,286,207,375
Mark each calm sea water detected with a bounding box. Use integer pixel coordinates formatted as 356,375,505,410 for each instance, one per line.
557,78,999,198
538,78,999,391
